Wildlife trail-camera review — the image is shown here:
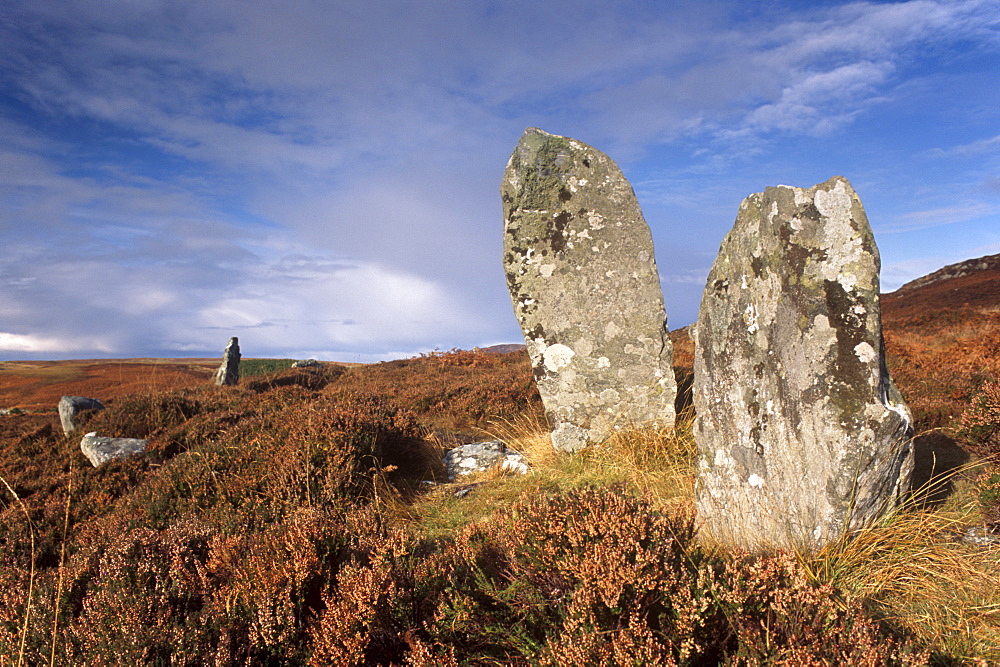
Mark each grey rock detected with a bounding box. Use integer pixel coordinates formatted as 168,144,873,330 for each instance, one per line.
501,127,676,452
291,358,322,368
959,525,1000,547
213,337,241,386
444,440,529,481
58,396,105,435
694,176,914,549
80,432,148,467
0,407,25,416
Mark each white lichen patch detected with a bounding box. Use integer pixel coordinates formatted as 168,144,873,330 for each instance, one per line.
714,448,736,467
597,356,610,368
814,180,866,290
587,211,605,229
539,264,555,278
854,341,877,364
748,474,764,487
743,303,759,334
542,344,575,372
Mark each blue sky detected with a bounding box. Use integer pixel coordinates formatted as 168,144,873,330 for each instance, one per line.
1,0,997,361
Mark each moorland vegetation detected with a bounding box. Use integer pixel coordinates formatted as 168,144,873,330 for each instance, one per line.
1,267,1000,665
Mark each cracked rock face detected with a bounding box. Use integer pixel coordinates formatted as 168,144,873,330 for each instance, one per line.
501,127,676,452
694,176,914,549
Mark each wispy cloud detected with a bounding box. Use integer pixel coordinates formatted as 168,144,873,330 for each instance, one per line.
927,134,1000,158
878,202,999,233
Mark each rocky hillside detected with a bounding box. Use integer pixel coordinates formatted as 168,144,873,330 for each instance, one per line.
879,253,1000,440
883,252,1000,318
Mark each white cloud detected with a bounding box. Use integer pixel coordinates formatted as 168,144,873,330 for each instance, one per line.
0,332,115,354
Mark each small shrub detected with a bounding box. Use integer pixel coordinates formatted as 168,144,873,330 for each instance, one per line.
958,380,1000,456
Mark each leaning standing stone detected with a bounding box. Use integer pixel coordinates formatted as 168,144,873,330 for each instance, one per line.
694,176,914,549
501,127,676,451
213,337,241,386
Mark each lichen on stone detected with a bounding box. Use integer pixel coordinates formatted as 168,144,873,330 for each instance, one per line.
502,127,676,452
694,176,914,549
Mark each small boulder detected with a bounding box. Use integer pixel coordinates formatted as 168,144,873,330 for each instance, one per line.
291,358,322,368
80,432,148,467
58,396,105,435
444,440,529,481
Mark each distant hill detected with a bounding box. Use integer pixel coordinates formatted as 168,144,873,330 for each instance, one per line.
883,253,1000,319
479,343,526,354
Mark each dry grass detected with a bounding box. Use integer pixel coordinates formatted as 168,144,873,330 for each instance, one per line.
3,338,1000,662
420,413,1000,662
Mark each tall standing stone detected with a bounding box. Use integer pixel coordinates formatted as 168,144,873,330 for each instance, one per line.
694,176,914,548
213,337,241,386
501,127,676,452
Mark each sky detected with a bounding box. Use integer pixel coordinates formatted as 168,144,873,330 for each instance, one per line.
0,0,997,362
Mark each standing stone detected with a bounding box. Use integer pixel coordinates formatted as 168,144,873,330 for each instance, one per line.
58,396,105,435
501,127,676,452
694,176,914,549
213,337,241,386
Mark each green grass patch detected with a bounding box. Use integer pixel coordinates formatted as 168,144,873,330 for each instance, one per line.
239,358,297,377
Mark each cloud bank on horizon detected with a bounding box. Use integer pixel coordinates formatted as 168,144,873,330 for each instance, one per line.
1,0,997,361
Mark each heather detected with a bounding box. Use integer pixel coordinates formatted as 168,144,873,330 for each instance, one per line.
0,328,998,663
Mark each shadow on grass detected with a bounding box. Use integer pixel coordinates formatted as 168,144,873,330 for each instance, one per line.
910,431,970,507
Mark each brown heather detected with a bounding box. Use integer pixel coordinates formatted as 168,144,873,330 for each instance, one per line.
2,260,1000,665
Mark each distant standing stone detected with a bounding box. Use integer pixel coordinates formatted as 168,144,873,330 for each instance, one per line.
80,432,147,467
213,337,241,386
58,396,105,435
501,127,676,451
694,176,914,548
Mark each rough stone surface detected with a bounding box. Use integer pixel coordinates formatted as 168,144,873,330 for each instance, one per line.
213,337,241,386
291,359,322,368
444,440,529,481
80,432,148,467
58,396,105,435
694,176,914,549
501,127,676,451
